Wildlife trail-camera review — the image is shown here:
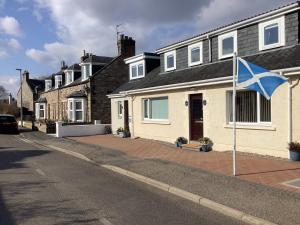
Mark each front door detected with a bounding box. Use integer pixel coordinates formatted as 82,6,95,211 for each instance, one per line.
123,100,129,131
190,94,203,140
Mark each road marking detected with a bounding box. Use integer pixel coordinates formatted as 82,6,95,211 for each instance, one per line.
100,218,113,225
36,168,46,176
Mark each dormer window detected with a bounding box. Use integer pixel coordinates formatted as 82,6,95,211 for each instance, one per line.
218,31,237,59
130,61,145,80
55,75,62,88
65,70,74,85
45,80,52,91
164,50,176,72
188,42,203,67
259,17,285,51
81,64,91,81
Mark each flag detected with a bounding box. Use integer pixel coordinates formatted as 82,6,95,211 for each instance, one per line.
236,57,287,100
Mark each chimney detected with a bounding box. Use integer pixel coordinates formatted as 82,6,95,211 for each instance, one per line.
61,60,67,70
22,71,29,81
117,34,135,57
81,50,89,62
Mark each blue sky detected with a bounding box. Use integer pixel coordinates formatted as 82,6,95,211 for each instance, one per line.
0,0,295,96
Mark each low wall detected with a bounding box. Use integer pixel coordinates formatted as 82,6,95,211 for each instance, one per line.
56,121,111,138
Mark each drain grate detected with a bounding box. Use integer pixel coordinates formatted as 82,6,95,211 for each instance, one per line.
282,179,300,189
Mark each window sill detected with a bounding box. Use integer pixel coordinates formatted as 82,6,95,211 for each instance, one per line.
224,123,276,131
142,120,170,125
259,43,284,51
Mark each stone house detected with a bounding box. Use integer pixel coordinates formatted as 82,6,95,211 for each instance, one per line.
35,35,136,124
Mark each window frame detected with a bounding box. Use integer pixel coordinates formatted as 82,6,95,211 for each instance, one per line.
45,80,52,91
55,75,62,89
117,101,123,119
130,60,145,80
227,90,272,125
35,103,46,119
142,97,169,122
188,42,203,67
65,70,74,85
164,50,176,72
258,16,285,51
218,31,238,59
81,63,92,81
68,98,85,122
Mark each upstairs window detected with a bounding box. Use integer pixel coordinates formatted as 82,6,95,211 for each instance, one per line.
45,80,52,91
218,31,237,59
164,50,176,72
259,17,285,51
65,71,73,85
81,64,91,80
130,61,145,80
188,42,203,67
55,75,62,88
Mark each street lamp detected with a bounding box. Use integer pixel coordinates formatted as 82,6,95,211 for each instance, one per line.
16,68,23,127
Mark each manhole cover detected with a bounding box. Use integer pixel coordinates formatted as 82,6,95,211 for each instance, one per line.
282,179,300,189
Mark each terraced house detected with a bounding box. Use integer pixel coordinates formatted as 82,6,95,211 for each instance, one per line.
35,35,135,124
109,2,300,159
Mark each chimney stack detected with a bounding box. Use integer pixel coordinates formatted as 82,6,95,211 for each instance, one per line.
117,34,135,57
22,71,29,81
81,50,89,62
61,60,67,70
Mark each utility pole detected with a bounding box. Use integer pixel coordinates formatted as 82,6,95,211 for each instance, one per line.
16,68,23,127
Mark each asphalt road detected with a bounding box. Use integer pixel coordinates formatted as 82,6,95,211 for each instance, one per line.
0,133,245,225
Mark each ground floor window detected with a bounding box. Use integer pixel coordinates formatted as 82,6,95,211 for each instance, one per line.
68,98,85,122
143,97,168,120
35,103,46,119
227,90,271,124
117,101,123,119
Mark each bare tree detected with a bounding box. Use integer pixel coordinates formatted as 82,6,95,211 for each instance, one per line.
0,85,7,98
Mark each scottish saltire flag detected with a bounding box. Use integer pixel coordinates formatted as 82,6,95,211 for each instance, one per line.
236,57,287,100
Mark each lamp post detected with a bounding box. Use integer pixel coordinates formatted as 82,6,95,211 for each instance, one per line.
16,68,23,127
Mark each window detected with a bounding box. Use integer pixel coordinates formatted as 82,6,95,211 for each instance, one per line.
227,91,271,124
81,64,91,80
188,42,203,67
164,50,176,71
45,80,52,91
143,97,168,120
117,101,123,118
35,103,46,119
55,75,62,88
130,61,145,79
218,31,237,59
65,71,73,85
259,16,285,51
68,98,85,122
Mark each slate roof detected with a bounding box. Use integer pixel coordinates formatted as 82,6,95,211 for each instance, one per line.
157,1,300,51
28,79,45,92
66,90,87,98
113,44,300,94
83,55,114,64
67,64,81,70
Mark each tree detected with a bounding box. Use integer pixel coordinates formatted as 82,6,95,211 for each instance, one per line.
0,85,7,98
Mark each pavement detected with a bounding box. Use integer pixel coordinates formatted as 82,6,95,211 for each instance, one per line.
21,131,300,225
0,133,245,225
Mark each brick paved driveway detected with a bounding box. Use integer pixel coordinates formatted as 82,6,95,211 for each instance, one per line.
68,135,300,192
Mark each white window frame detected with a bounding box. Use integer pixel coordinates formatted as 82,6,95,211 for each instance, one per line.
55,75,62,89
45,80,52,91
218,31,238,59
164,50,176,72
130,61,145,80
81,63,92,81
35,103,46,120
227,91,272,126
65,70,74,85
188,42,203,67
117,101,123,119
68,98,85,122
259,16,285,51
142,97,169,122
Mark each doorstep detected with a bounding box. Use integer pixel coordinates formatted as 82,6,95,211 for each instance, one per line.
182,141,201,152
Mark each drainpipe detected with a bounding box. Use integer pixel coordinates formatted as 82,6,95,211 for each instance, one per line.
288,75,300,149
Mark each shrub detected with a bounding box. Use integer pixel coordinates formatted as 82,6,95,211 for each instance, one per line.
104,125,112,134
116,127,124,133
198,137,213,146
176,137,188,144
288,142,300,152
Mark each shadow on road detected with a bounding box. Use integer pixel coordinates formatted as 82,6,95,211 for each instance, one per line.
0,188,15,225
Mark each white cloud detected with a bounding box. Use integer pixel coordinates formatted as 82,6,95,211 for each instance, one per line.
0,38,22,58
0,75,18,96
0,16,23,37
0,50,8,59
7,38,22,51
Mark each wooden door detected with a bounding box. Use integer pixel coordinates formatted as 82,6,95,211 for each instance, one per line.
190,94,203,140
123,100,129,131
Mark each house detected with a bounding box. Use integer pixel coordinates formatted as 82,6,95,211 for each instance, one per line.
108,2,300,159
35,35,136,124
17,71,45,115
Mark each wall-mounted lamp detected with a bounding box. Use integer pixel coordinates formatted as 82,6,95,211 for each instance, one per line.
202,100,207,106
185,100,189,107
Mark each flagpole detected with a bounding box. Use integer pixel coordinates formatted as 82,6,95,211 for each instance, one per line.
233,52,237,176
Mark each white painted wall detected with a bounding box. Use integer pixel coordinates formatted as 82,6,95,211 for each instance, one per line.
56,121,111,138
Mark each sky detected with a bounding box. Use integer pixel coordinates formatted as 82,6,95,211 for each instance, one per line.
0,0,296,97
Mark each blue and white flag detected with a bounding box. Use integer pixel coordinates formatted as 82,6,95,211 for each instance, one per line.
236,57,287,100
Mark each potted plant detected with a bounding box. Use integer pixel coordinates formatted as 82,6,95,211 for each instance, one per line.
124,128,131,138
288,142,300,161
198,137,213,152
175,137,188,148
116,127,124,137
